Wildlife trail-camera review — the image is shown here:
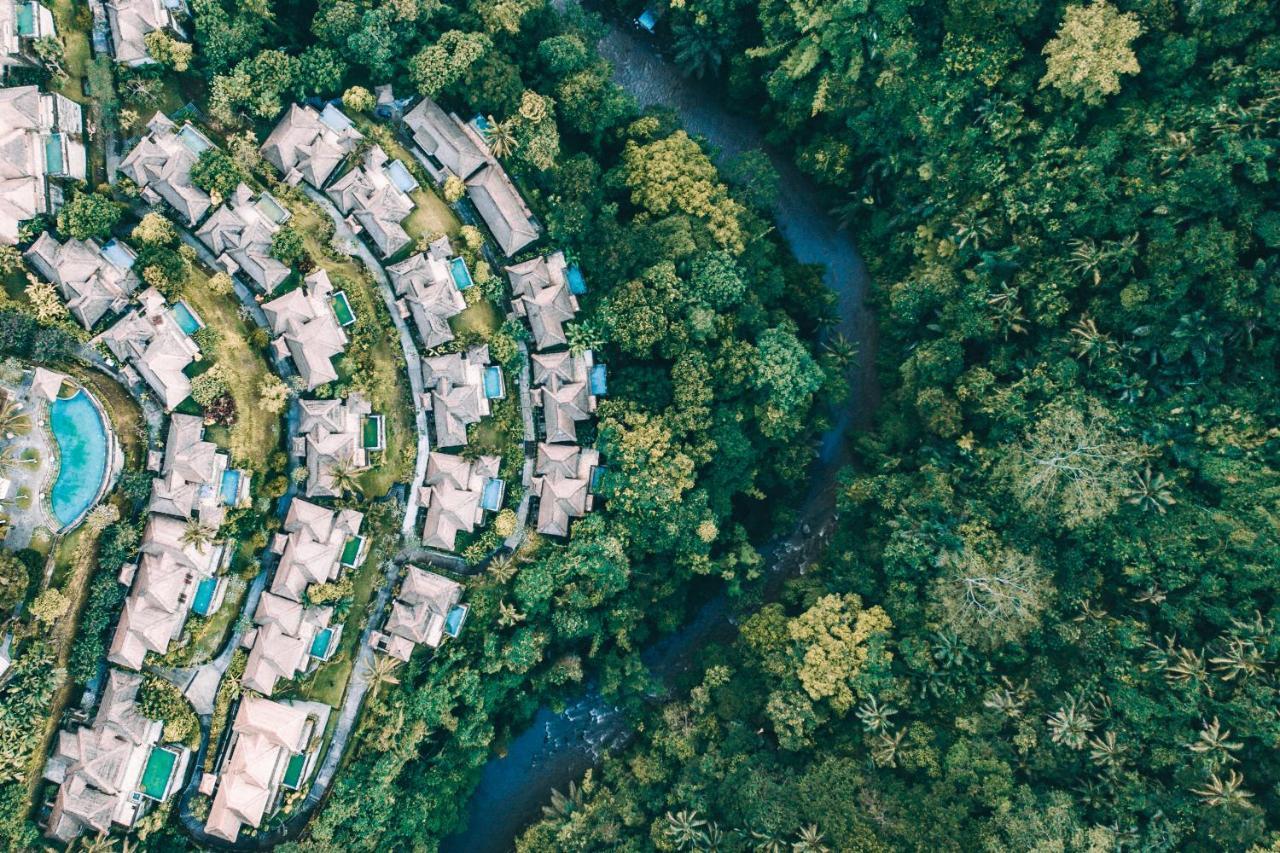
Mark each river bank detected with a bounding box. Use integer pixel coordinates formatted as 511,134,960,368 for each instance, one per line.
442,12,875,852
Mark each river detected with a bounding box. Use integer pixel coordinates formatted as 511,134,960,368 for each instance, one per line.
441,15,875,853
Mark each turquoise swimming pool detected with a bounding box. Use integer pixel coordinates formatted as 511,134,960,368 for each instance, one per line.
191,576,219,616
49,390,110,529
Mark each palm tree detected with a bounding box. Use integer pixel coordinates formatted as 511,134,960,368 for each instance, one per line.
871,730,904,768
0,396,29,437
793,825,829,853
1194,770,1253,807
1126,467,1176,514
0,446,18,478
180,519,217,553
542,780,584,819
487,552,518,584
821,334,858,371
1188,717,1243,767
983,677,1031,719
663,810,707,851
1046,698,1095,750
1088,730,1126,771
854,696,896,733
484,117,518,158
1069,316,1115,364
365,653,401,699
326,454,363,499
1210,638,1265,682
497,600,525,628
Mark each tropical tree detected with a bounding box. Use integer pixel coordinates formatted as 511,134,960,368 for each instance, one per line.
365,653,401,699
325,454,363,498
483,116,518,158
180,519,218,553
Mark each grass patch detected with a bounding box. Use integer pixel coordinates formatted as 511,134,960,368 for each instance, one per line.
48,0,90,104
164,577,245,667
351,116,461,246
451,299,501,339
182,265,283,468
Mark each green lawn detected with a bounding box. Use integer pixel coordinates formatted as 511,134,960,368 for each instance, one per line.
48,0,90,104
351,116,461,247
451,299,501,339
182,266,282,468
176,577,245,666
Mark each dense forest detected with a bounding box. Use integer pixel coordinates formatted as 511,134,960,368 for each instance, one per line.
515,0,1280,850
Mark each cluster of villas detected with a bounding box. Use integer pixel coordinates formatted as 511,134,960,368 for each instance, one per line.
40,408,250,842
1,0,190,243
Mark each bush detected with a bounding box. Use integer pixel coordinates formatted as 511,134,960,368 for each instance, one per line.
307,575,354,606
342,86,375,113
270,226,307,266
68,569,128,684
190,364,229,407
443,175,466,203
207,271,234,295
57,192,122,241
0,551,29,612
138,675,200,746
30,588,69,623
190,148,245,198
131,212,178,246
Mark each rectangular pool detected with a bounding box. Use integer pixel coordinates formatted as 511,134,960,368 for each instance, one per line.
171,301,203,335
445,603,469,638
361,415,384,450
589,465,605,493
386,159,419,193
191,576,219,616
340,535,364,567
331,291,356,326
281,752,306,789
589,363,607,396
449,257,474,290
177,124,212,154
138,746,178,800
566,263,587,295
480,477,504,512
254,192,290,225
100,239,137,270
310,627,334,659
44,134,65,176
483,365,504,400
219,468,241,506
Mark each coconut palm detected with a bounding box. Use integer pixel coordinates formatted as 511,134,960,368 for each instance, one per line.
793,825,829,853
663,810,707,851
1047,698,1095,750
365,653,401,699
854,696,897,733
1088,730,1126,771
487,552,518,584
179,519,218,553
1126,467,1176,514
871,730,904,768
484,117,518,158
1194,770,1253,807
0,397,29,436
1210,638,1265,682
497,601,525,628
542,780,584,819
326,454,363,499
1188,717,1243,767
78,832,114,853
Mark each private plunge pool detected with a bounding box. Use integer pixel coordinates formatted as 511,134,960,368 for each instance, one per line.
49,388,111,530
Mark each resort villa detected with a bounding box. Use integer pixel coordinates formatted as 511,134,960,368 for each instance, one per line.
419,452,504,551
196,182,292,293
262,269,349,390
326,144,416,257
148,412,251,525
24,231,139,329
530,442,601,537
241,591,339,696
421,344,500,448
292,393,383,499
530,350,600,445
103,0,188,66
97,287,201,411
203,696,329,843
506,252,580,351
118,113,215,226
42,671,190,842
387,248,467,349
369,565,467,662
403,96,540,256
0,84,86,244
1,0,55,76
260,102,362,189
269,497,365,603
108,511,231,669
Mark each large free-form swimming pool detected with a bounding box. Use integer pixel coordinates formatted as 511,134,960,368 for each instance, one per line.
49,389,110,529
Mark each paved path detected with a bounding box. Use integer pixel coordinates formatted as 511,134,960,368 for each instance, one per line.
299,186,431,536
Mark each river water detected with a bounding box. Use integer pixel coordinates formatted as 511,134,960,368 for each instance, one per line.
441,16,874,853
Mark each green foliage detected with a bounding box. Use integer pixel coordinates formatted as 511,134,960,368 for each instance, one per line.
270,226,307,266
190,148,246,197
0,550,28,612
1041,1,1142,105
56,191,122,241
138,674,200,746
